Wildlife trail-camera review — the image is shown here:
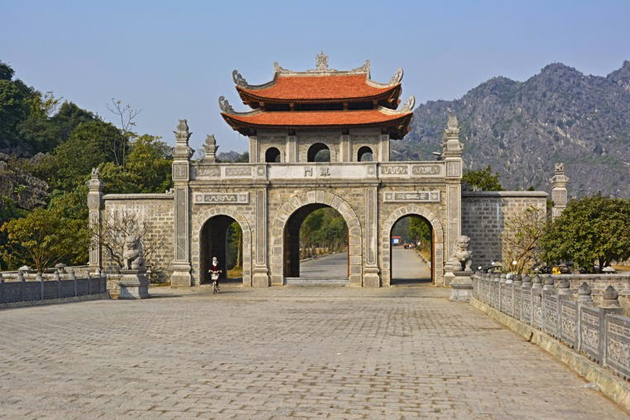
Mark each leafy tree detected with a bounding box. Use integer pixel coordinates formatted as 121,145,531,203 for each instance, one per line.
125,135,173,193
462,166,503,191
540,195,630,271
1,207,89,271
502,206,547,274
51,121,122,190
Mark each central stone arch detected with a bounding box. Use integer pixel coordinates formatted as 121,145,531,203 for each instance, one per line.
270,191,363,285
191,206,253,287
380,204,445,286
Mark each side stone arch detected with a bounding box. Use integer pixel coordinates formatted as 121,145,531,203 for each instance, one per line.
380,205,445,286
191,206,253,286
269,190,362,285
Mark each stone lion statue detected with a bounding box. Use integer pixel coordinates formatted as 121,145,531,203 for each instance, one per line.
123,235,145,270
450,235,473,272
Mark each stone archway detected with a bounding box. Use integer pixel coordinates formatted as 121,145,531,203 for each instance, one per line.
270,191,362,285
380,205,445,286
192,207,252,286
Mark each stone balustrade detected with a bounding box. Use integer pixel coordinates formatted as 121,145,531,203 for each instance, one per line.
0,269,107,306
472,272,630,380
191,161,446,182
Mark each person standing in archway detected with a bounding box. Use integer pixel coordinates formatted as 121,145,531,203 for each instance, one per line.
210,256,221,293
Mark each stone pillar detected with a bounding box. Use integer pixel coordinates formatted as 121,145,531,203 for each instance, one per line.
170,120,193,287
443,116,463,276
339,133,351,162
286,133,298,162
252,188,270,287
378,134,390,162
550,162,569,220
249,135,259,162
203,134,218,163
363,186,380,287
87,168,103,270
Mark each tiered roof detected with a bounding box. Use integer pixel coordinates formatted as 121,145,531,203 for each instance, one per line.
220,53,414,139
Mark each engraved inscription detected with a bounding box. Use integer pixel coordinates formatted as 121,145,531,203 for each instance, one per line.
225,167,252,177
193,193,249,204
173,164,188,180
304,167,314,177
319,167,330,177
446,161,461,177
384,191,440,203
381,165,408,175
411,165,441,175
196,166,220,178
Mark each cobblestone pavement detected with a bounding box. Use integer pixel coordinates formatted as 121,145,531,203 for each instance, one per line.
1,286,628,419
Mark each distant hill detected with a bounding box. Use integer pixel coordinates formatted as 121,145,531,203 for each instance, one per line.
393,61,630,197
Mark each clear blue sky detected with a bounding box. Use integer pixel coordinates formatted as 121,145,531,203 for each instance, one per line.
1,0,629,153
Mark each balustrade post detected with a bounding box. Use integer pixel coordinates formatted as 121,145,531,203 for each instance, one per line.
532,275,543,328
513,274,522,319
37,272,44,300
0,273,4,305
18,270,25,302
557,277,571,298
53,269,61,299
601,286,623,366
70,269,77,296
577,282,593,353
522,275,532,323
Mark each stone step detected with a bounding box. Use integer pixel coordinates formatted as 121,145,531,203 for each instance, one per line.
284,277,349,286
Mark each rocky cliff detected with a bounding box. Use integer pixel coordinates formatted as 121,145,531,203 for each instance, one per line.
394,61,630,197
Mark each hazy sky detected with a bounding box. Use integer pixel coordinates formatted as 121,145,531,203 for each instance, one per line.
2,0,629,153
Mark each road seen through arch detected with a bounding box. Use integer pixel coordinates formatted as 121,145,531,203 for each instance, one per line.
300,248,431,282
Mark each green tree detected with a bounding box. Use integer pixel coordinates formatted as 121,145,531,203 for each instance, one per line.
125,135,173,193
540,195,630,271
1,207,89,271
462,166,503,191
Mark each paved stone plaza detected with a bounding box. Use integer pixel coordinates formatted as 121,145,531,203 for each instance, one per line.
1,284,628,419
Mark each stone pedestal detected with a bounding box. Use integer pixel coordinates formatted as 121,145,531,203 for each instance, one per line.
252,267,270,288
118,270,150,299
449,271,473,302
363,267,381,288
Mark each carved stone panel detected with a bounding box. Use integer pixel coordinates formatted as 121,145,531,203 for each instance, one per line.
193,193,249,205
411,164,443,176
195,166,221,179
225,166,253,177
173,163,189,180
580,306,603,362
446,161,461,177
560,300,577,348
605,316,630,378
383,191,440,203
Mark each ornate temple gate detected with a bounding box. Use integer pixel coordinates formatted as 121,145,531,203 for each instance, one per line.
90,54,469,288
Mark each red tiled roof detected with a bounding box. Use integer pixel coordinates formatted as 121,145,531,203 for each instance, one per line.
237,74,400,103
221,109,413,139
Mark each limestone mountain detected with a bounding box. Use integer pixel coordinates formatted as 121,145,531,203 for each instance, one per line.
394,61,630,197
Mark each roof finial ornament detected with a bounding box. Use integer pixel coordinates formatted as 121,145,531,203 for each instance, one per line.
401,95,415,112
218,96,234,114
447,115,459,129
232,70,249,87
316,51,329,71
389,68,404,85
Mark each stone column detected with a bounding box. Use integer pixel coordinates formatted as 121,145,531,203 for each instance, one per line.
363,186,380,287
550,162,569,220
170,120,193,287
249,135,259,162
286,133,298,162
378,134,390,162
252,188,270,287
339,132,351,162
87,168,103,270
443,116,463,277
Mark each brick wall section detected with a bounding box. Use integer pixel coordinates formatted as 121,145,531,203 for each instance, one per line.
462,191,548,269
102,194,174,284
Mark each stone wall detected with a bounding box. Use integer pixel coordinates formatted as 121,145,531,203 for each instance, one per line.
462,191,548,269
102,193,174,282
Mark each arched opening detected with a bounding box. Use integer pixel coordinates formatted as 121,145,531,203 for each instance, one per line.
265,147,281,163
390,215,433,285
307,143,331,162
283,204,348,283
357,146,373,162
200,215,244,285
